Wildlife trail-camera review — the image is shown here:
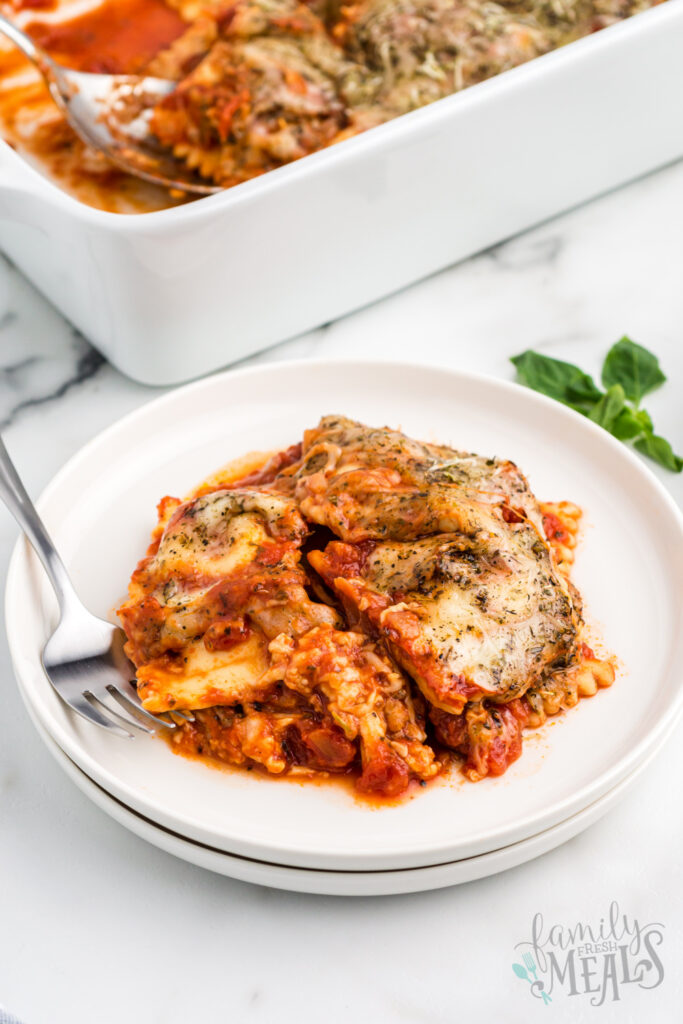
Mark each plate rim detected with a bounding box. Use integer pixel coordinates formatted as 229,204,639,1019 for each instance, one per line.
6,358,683,868
25,686,674,896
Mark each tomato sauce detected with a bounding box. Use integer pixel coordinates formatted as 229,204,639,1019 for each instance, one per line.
0,0,190,211
26,0,187,74
542,511,570,544
226,444,303,490
11,0,57,11
168,732,428,808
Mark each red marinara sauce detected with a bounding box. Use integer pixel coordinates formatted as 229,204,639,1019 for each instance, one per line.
11,0,58,10
26,0,187,74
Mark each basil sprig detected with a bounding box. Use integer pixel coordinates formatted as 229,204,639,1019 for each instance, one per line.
511,337,682,473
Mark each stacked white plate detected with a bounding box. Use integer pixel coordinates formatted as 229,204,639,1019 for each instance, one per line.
7,361,683,896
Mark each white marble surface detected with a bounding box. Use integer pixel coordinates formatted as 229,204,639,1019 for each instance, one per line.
0,158,682,1024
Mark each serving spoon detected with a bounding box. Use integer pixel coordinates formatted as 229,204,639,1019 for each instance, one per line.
0,12,221,195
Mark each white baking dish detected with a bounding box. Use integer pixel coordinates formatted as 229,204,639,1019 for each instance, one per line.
1,2,682,386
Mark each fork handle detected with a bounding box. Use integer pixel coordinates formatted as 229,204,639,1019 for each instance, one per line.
0,434,77,610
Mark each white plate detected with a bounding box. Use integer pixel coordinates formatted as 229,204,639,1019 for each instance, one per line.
27,697,671,897
6,360,683,870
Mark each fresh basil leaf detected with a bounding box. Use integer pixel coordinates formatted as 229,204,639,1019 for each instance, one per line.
611,407,648,441
511,351,603,412
636,408,653,433
634,432,683,472
587,385,626,432
511,343,680,473
601,337,666,405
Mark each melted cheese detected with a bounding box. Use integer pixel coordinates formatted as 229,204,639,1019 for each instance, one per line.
284,415,547,542
119,486,339,712
363,527,576,705
299,418,579,714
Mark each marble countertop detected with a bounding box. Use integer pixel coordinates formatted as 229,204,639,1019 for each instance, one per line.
1,159,682,1024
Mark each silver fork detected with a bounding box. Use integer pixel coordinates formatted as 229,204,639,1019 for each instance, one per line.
0,434,190,738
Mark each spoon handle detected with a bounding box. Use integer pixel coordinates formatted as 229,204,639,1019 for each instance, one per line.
0,12,46,66
0,435,75,610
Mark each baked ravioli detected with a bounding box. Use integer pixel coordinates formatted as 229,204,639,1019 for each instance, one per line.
2,0,661,206
119,416,614,798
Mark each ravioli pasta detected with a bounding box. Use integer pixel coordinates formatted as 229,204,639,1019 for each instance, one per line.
141,0,657,188
118,416,614,799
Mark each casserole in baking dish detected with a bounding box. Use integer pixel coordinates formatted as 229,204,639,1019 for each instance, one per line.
0,0,682,383
0,0,662,204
